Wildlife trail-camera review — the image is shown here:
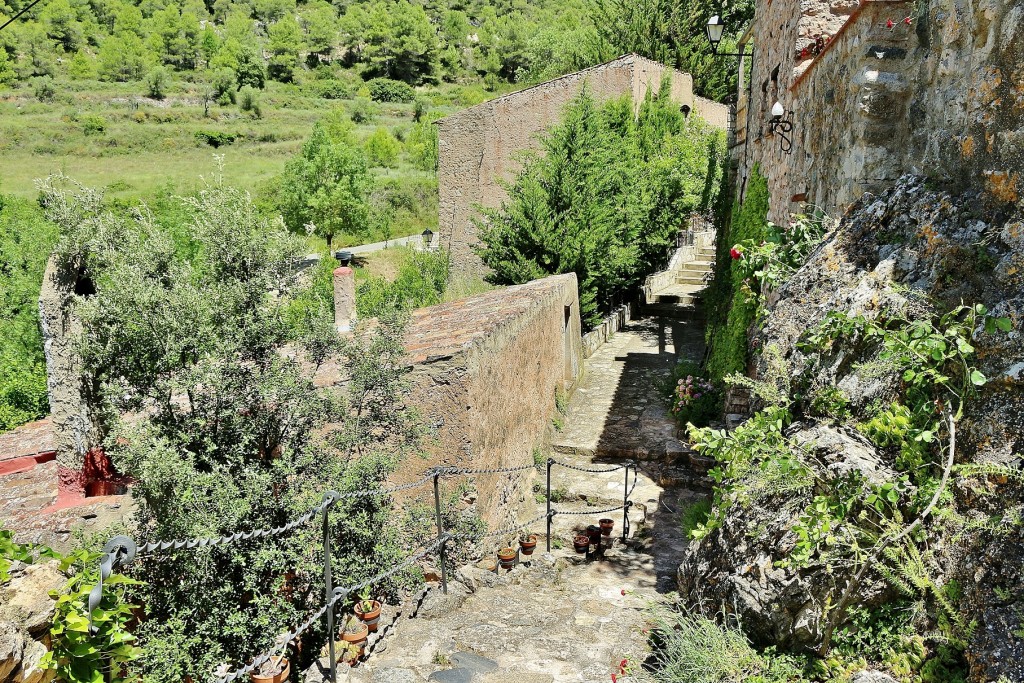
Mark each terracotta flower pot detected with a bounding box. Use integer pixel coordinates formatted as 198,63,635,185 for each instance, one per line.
573,535,590,554
354,599,382,632
519,535,538,556
341,622,368,645
585,525,602,545
599,518,614,536
497,547,517,569
250,658,289,683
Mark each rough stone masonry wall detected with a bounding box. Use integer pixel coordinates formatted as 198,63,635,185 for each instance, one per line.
437,55,727,279
400,274,583,526
736,0,1024,223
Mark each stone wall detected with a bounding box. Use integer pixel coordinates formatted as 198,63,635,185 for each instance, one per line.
313,274,584,527
401,274,583,525
437,54,727,279
0,560,62,683
734,0,1024,223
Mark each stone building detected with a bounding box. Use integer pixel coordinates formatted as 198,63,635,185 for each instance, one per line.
732,0,1024,222
437,54,730,279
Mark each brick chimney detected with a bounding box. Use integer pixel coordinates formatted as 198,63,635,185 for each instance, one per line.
333,266,356,333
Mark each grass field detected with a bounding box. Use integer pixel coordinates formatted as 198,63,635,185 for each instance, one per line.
0,76,515,244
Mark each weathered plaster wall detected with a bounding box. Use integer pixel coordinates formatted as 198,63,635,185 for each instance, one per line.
734,0,1024,223
437,55,718,279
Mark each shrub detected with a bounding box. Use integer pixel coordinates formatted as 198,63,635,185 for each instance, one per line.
194,130,236,147
304,79,352,100
80,113,106,135
144,66,170,99
413,98,428,122
211,67,236,104
669,360,720,428
34,76,56,102
238,85,262,117
364,127,400,168
348,96,376,123
356,248,449,317
366,77,415,103
405,120,438,171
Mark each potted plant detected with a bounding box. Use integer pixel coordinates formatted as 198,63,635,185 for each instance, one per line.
573,535,590,554
340,615,369,647
250,634,289,683
497,546,517,569
353,588,382,632
585,524,602,545
599,518,614,536
519,532,538,556
340,641,364,667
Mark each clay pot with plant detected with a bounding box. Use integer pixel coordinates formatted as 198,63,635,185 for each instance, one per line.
519,532,538,556
340,615,369,647
599,518,614,536
585,524,602,545
249,634,290,683
573,535,590,554
340,641,365,667
497,547,517,569
353,588,382,632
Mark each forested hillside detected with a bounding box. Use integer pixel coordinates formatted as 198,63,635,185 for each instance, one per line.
0,0,750,99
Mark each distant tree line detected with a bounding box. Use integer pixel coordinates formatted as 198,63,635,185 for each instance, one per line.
0,0,750,100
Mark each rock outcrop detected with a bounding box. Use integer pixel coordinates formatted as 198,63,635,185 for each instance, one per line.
680,175,1024,680
0,561,63,683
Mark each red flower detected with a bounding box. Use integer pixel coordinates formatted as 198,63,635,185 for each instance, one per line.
903,16,913,24
621,589,627,596
886,18,895,28
611,675,617,683
620,659,628,671
729,247,743,260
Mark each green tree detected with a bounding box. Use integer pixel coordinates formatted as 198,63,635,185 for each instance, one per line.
301,1,337,66
40,0,83,52
475,88,725,328
364,127,399,168
0,48,15,87
363,0,439,84
234,43,266,88
98,31,153,81
40,174,422,683
267,15,301,82
405,119,438,171
279,114,373,248
0,195,59,432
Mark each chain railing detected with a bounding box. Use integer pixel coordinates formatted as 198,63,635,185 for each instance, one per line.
90,457,640,683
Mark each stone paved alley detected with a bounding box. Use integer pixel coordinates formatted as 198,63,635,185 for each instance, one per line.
330,313,711,682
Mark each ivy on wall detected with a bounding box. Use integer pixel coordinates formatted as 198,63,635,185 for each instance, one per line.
703,166,770,382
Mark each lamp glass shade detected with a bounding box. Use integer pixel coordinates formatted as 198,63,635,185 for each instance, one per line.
771,101,785,118
706,15,725,46
421,228,433,247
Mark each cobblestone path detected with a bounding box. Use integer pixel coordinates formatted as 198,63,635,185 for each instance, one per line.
325,313,711,682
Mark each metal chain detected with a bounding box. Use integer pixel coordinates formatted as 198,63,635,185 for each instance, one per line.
433,463,537,476
214,536,446,683
452,513,549,542
134,475,434,558
551,459,632,474
551,503,629,517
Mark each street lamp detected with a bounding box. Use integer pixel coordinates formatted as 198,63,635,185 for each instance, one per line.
768,101,794,154
334,250,353,266
704,15,748,58
421,228,434,250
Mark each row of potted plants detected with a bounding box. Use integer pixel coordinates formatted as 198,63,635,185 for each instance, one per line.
496,531,539,569
573,518,614,554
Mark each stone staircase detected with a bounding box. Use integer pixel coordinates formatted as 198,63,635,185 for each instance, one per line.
644,240,715,317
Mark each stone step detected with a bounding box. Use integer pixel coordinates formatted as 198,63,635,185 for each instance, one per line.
679,260,714,272
676,275,709,286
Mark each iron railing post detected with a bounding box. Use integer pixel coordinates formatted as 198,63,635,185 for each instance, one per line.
622,463,631,542
432,472,449,594
546,457,553,552
322,492,339,683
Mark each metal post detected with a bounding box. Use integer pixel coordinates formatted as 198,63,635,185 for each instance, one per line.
622,463,631,542
546,458,554,552
322,493,339,683
432,472,449,595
